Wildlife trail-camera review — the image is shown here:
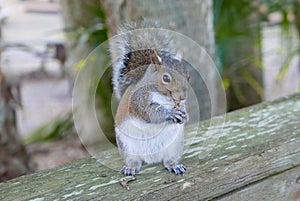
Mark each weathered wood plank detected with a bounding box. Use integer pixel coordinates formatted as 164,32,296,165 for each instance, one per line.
215,166,300,201
0,93,300,201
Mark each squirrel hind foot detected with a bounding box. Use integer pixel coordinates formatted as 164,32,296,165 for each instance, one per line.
121,166,140,176
165,164,186,175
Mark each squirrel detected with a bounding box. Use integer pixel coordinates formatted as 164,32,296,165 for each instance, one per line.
109,22,190,176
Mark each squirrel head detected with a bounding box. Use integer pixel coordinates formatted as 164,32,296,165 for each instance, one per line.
145,51,189,106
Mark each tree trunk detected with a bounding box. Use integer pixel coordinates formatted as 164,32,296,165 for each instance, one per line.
0,75,33,182
101,0,223,120
59,0,114,141
59,0,101,77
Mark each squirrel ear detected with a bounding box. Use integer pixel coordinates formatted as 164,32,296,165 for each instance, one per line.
174,49,183,61
150,50,162,65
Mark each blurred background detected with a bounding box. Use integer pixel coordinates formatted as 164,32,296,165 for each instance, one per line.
0,0,299,181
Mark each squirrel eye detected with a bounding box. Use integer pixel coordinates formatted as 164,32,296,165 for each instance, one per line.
162,73,171,84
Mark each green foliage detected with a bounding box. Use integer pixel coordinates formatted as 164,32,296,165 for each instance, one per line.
260,0,300,86
214,0,263,109
68,2,114,141
29,2,111,144
23,111,74,144
63,2,108,49
277,48,299,80
213,0,300,109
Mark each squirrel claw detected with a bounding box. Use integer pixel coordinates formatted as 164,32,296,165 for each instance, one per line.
166,164,186,175
121,166,139,176
169,108,188,124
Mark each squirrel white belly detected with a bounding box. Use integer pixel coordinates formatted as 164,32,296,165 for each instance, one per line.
110,22,189,176
116,117,184,166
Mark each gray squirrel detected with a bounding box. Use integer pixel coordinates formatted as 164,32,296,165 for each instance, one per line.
109,22,190,176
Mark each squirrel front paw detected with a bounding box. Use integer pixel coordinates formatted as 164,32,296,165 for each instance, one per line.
168,108,188,124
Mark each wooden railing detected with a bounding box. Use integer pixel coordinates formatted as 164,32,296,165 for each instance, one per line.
1,93,300,201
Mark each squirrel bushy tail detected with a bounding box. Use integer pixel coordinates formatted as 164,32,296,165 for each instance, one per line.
109,22,178,99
